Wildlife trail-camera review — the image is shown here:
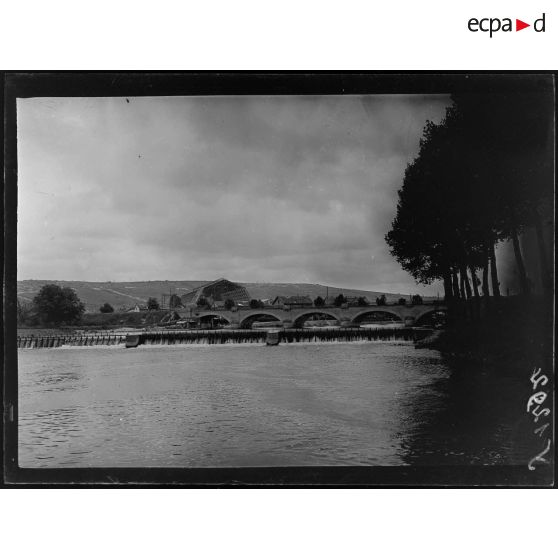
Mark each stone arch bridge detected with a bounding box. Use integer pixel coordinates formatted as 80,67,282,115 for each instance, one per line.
175,304,446,329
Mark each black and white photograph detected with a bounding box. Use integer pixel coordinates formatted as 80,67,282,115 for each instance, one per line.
3,73,555,485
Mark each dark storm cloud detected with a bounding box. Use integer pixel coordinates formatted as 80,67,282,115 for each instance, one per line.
17,95,449,293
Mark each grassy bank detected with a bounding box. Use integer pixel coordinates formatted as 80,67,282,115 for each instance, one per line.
17,310,168,335
81,310,167,328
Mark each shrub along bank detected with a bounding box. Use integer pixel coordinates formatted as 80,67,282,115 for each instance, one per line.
80,310,168,329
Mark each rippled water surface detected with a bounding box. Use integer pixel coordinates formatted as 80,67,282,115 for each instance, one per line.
18,342,536,467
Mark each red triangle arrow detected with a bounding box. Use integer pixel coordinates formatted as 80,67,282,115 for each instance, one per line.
516,19,530,31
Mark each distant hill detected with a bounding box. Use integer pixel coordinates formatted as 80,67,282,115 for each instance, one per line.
241,283,420,304
17,279,433,313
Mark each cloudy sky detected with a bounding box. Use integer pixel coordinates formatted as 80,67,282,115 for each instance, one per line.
17,95,450,294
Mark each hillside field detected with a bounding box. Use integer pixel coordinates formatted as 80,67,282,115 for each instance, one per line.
17,279,434,313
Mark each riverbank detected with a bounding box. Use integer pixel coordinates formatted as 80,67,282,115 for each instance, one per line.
421,296,553,368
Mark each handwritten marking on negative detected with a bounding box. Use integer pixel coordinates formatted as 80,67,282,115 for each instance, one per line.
527,367,552,471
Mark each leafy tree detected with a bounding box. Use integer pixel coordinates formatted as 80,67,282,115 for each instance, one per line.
333,293,347,307
386,111,473,301
386,87,552,303
398,297,407,306
17,299,35,325
224,298,235,310
147,297,160,310
376,295,387,306
249,299,264,309
99,302,114,313
314,296,325,307
33,284,85,325
196,296,208,308
356,297,369,307
411,294,423,305
386,103,505,302
450,89,553,296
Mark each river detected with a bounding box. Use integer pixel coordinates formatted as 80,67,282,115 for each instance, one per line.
18,341,537,468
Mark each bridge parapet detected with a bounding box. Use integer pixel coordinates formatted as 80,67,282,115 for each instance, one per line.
176,303,446,328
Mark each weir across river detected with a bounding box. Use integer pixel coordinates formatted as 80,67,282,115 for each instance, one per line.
17,334,127,348
17,304,445,349
17,327,435,349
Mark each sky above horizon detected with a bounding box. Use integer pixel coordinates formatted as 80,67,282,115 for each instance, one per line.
17,95,450,295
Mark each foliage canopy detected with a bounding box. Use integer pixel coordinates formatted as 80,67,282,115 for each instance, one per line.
33,284,85,325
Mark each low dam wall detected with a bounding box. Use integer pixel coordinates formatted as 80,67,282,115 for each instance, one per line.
17,334,127,348
17,327,432,349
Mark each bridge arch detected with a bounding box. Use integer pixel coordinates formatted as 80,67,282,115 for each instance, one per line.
239,312,284,329
352,309,404,324
196,312,232,326
292,310,340,328
414,307,447,327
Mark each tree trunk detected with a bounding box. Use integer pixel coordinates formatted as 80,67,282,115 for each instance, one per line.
470,266,480,298
459,272,466,300
533,209,552,295
443,271,453,302
510,227,530,296
460,265,472,299
452,270,461,300
482,241,490,297
489,242,501,297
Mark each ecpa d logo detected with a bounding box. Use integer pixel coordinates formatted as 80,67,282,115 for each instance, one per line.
468,13,545,37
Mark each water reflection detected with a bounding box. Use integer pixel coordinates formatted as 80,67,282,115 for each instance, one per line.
18,343,535,468
398,358,540,465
